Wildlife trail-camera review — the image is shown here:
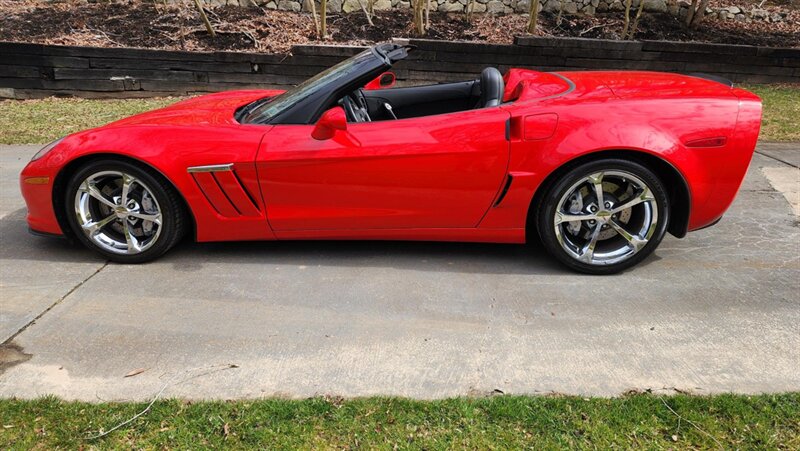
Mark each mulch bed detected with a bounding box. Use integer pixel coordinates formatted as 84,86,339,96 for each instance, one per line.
0,0,797,54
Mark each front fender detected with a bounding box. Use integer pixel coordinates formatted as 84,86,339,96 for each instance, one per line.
29,124,275,242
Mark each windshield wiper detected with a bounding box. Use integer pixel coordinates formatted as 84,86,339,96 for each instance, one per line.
239,96,276,123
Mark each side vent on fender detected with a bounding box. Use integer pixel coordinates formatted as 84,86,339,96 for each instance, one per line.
493,175,514,207
187,164,260,217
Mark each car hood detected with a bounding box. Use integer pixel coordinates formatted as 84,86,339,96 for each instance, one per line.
103,89,286,128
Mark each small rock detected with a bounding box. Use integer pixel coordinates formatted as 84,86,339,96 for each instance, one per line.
643,0,667,13
438,1,463,11
543,0,560,11
277,0,300,11
342,0,359,12
486,0,505,12
727,5,740,14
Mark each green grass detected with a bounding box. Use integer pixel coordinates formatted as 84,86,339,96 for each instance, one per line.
742,84,800,142
0,83,797,144
0,97,182,145
1,394,799,448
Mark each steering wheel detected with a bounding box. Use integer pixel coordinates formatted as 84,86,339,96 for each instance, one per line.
342,88,371,123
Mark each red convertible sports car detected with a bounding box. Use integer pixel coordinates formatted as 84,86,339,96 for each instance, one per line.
20,43,761,274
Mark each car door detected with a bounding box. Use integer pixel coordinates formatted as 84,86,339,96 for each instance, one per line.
255,107,511,232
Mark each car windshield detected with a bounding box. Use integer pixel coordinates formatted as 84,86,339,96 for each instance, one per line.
241,49,377,124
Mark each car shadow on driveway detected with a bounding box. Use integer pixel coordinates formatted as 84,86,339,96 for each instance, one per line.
2,206,662,275
0,208,94,264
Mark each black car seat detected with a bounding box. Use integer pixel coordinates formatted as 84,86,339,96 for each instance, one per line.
479,67,505,108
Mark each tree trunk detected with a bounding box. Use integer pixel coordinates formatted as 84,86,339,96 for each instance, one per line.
684,0,699,27
320,0,327,38
192,0,216,38
357,0,374,26
308,0,320,37
556,0,563,26
622,0,632,38
688,0,710,28
412,0,425,35
527,0,539,34
425,0,430,30
626,0,644,39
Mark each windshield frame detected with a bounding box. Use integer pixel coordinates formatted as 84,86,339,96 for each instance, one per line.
237,43,411,125
239,46,398,126
239,48,378,125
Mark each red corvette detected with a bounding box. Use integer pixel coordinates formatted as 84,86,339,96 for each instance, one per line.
20,43,761,274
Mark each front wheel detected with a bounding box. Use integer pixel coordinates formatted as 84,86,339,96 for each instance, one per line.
536,159,670,275
65,159,187,263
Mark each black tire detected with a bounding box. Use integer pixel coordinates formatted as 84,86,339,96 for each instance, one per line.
65,159,187,263
535,158,670,275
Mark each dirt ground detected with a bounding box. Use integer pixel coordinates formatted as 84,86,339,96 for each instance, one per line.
0,0,797,54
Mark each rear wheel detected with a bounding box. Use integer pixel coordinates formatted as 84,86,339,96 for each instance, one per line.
65,159,187,263
536,159,669,274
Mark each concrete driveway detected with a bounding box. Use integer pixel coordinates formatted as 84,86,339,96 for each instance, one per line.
1,144,798,401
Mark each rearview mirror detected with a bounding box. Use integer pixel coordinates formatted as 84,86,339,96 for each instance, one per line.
312,107,347,140
364,71,397,90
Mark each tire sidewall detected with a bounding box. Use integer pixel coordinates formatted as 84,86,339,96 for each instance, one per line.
65,159,180,263
537,159,670,275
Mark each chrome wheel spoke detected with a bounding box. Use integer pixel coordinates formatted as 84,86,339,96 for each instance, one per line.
555,211,597,225
80,181,117,209
81,214,117,237
122,221,142,253
609,220,648,252
578,224,603,263
128,211,161,225
120,173,135,206
588,172,605,206
611,187,654,214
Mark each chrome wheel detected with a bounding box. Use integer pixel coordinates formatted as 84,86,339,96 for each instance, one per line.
553,170,658,266
74,171,163,255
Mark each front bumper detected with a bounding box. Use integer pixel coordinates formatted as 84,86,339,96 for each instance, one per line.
20,161,63,236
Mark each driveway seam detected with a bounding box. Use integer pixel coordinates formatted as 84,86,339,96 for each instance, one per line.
1,261,109,346
755,150,799,168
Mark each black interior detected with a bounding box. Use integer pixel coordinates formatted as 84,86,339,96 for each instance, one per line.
350,67,505,123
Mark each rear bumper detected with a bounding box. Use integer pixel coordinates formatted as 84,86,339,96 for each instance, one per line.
685,88,762,232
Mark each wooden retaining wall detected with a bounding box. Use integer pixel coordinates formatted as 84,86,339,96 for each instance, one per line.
1,37,797,99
